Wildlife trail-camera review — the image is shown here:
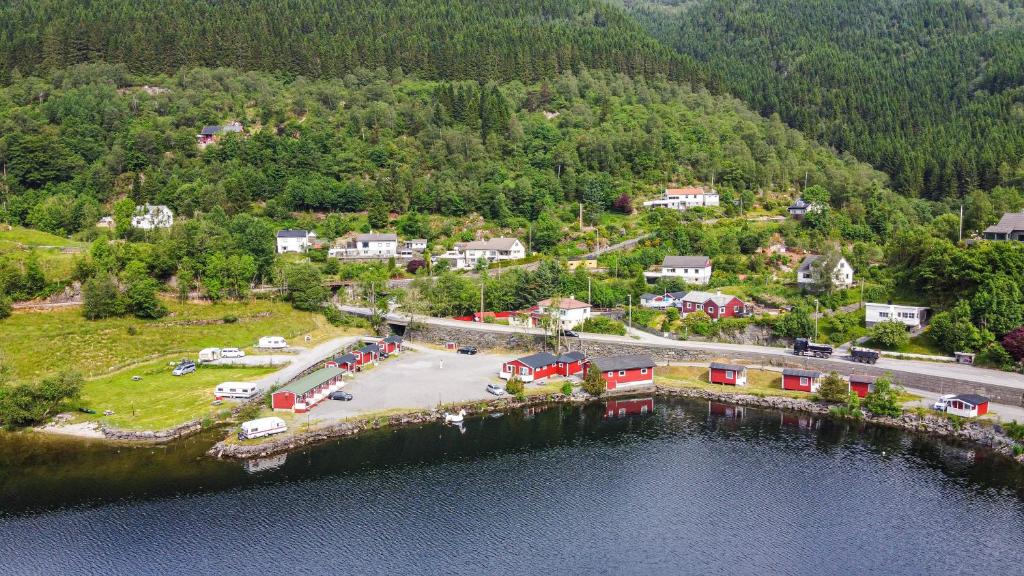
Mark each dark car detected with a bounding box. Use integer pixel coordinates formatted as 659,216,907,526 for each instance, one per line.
560,330,579,338
457,346,478,355
328,391,353,401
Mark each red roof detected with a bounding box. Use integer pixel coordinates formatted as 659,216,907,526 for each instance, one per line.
665,186,708,196
537,297,591,310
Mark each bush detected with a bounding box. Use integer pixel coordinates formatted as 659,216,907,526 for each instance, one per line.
560,382,572,395
871,320,910,349
505,375,524,396
581,365,606,396
577,316,626,336
82,274,123,320
222,314,239,324
0,371,83,429
976,342,1014,370
0,296,10,320
863,376,903,418
818,372,849,403
1003,421,1024,442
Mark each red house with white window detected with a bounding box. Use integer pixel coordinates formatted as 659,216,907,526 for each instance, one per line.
271,366,344,413
848,374,877,398
586,354,656,391
709,362,747,386
782,368,823,393
678,291,747,320
355,343,380,367
379,335,403,355
326,352,359,372
556,351,586,377
500,352,559,382
604,397,654,418
946,394,989,418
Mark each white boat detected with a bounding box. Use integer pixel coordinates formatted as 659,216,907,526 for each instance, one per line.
444,409,466,424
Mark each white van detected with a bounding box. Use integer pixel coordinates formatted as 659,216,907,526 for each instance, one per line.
257,336,288,349
214,382,259,400
198,348,222,362
239,417,287,440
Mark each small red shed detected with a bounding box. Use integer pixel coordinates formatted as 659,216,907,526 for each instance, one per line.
709,362,747,386
782,368,822,393
500,352,559,382
556,351,586,377
355,343,380,367
379,335,403,355
586,354,656,391
326,352,359,372
946,394,989,418
848,374,878,398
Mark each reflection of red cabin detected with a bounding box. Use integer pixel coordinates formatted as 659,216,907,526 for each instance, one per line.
326,352,359,372
604,397,654,418
271,367,344,413
709,362,747,386
585,354,656,391
782,368,822,393
500,352,559,382
556,351,586,377
849,374,877,398
781,413,816,429
709,401,744,418
379,335,403,355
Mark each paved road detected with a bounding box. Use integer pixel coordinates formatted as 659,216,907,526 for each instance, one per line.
251,336,363,392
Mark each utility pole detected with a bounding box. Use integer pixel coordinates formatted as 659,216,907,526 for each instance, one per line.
959,204,964,242
804,171,809,190
628,294,633,330
814,298,819,341
579,202,583,231
588,276,592,305
528,224,532,255
479,282,484,321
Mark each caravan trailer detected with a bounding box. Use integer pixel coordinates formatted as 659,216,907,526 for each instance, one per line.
238,417,287,440
257,336,288,349
214,382,259,400
198,348,222,362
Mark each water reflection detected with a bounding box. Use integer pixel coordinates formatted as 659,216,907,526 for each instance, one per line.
603,397,654,418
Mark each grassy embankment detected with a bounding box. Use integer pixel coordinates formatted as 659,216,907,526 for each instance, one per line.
0,225,89,281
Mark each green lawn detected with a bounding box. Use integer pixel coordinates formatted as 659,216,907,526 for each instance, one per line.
658,365,815,399
77,362,275,430
0,225,86,248
866,330,947,357
1,300,328,384
0,226,89,282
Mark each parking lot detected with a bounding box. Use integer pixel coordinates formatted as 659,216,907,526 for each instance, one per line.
308,346,508,421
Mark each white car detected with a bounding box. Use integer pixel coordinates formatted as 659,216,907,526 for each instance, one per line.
486,383,506,396
932,394,956,411
221,348,246,359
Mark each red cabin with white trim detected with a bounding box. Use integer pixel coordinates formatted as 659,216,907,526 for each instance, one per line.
325,352,360,372
355,343,380,367
946,394,989,418
585,354,656,391
500,352,559,382
556,351,586,377
848,374,877,398
379,335,403,355
271,366,344,413
709,362,747,386
782,368,822,393
678,291,747,320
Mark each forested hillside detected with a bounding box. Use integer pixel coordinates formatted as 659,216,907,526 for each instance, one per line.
0,0,708,87
622,0,1024,200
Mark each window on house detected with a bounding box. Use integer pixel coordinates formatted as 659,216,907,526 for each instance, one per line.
800,377,809,385
618,370,626,376
607,371,614,377
725,371,734,379
641,368,648,374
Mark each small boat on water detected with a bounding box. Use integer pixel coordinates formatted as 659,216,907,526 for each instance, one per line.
444,409,466,424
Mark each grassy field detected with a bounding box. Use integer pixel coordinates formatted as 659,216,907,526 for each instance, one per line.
1,300,330,384
0,225,90,282
78,362,276,430
0,225,85,248
866,330,947,357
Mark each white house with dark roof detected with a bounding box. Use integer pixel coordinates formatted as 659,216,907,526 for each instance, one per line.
797,255,854,289
276,229,317,253
329,233,399,259
434,237,525,270
983,212,1024,241
130,204,174,230
788,198,823,219
644,255,712,285
865,303,930,328
643,186,720,210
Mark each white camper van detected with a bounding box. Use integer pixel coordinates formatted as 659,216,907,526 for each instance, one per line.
198,348,222,362
214,382,259,400
257,336,288,349
238,417,287,440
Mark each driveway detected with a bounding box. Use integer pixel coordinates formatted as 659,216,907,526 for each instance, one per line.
250,336,363,392
308,346,507,421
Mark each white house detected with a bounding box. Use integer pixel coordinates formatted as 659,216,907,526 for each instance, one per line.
644,256,712,285
130,204,174,230
435,237,526,270
640,291,686,309
865,303,930,329
797,255,854,290
982,212,1024,241
405,239,428,252
643,186,719,210
788,198,824,219
276,229,317,253
533,297,592,330
330,233,399,259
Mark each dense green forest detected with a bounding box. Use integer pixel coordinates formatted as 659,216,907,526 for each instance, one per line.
0,0,708,87
621,0,1024,200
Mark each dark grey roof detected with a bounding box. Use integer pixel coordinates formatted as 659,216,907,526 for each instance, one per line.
334,353,359,364
557,351,586,363
356,233,398,242
848,374,877,384
589,354,655,372
382,335,403,344
798,255,821,273
515,352,558,369
358,343,380,354
640,293,659,300
983,212,1024,235
667,291,688,299
953,394,989,406
662,255,710,268
276,229,309,238
789,199,811,210
783,368,822,378
200,125,221,135
710,362,746,372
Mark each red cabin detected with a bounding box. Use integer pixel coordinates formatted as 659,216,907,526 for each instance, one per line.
271,366,344,413
556,351,586,377
355,343,380,367
326,352,359,372
604,397,654,418
586,354,656,391
500,352,559,383
709,362,747,386
782,368,822,393
848,374,877,398
678,291,747,320
379,335,403,355
946,394,989,418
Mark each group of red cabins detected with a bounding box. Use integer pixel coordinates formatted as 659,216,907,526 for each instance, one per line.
707,362,884,398
271,336,403,413
499,351,656,391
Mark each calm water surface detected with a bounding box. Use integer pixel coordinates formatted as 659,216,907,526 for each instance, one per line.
2,397,1023,575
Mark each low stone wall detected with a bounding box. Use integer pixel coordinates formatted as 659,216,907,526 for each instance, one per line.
404,321,545,351
100,419,203,442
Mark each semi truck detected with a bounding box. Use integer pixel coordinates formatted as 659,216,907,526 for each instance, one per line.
793,338,833,358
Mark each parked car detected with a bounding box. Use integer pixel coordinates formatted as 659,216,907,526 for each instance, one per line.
932,394,957,411
486,383,506,396
328,390,353,401
172,360,196,376
559,330,580,338
221,348,246,359
457,346,478,355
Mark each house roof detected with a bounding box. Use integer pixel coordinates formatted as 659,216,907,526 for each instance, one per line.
407,238,427,243
952,394,989,406
356,233,398,242
983,212,1024,235
710,362,746,372
865,302,929,312
537,297,590,310
333,353,359,365
848,374,877,385
783,368,822,378
797,255,821,272
462,237,521,251
557,351,586,363
665,186,713,196
278,366,343,395
680,290,738,306
589,354,655,372
789,198,811,210
513,351,559,369
358,343,380,354
200,125,222,135
276,229,309,238
381,335,403,344
640,293,660,300
662,255,710,268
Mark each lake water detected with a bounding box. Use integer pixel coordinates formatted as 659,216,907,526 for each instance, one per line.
2,397,1023,575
